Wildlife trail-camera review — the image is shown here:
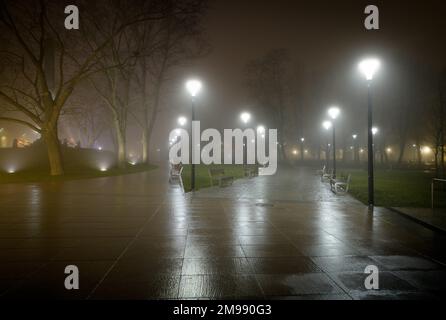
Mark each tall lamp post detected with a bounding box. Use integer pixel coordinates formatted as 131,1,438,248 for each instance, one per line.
327,107,340,178
322,120,332,171
359,58,381,207
240,112,251,165
352,134,359,163
185,79,202,191
300,137,305,162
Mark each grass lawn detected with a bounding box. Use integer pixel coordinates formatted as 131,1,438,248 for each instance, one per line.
0,164,158,184
181,164,255,192
342,168,444,208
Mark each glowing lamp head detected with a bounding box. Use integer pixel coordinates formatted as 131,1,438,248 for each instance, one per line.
328,107,340,120
421,146,432,154
372,127,379,136
300,137,305,142
186,79,202,97
100,166,107,172
293,149,298,155
178,116,187,127
359,58,381,81
240,112,251,124
322,120,332,130
352,134,358,140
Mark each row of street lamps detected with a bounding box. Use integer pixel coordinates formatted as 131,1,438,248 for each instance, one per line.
182,58,380,206
321,58,381,207
183,81,267,191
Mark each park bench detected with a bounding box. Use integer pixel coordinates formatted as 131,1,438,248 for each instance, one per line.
321,168,334,182
243,165,259,178
169,163,184,190
208,168,234,187
330,173,351,195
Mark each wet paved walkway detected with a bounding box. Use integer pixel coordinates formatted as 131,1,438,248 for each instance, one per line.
0,166,445,300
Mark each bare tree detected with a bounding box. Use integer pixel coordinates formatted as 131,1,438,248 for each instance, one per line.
0,0,172,175
245,49,296,162
133,0,209,164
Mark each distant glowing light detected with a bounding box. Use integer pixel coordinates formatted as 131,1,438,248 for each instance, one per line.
328,107,340,120
359,58,381,81
178,116,187,126
360,149,365,153
129,161,137,166
240,112,251,124
372,127,379,136
257,125,265,134
386,147,392,153
100,167,107,172
322,120,332,130
350,146,354,150
304,150,308,154
98,146,103,151
300,137,305,142
186,79,202,97
412,144,417,148
421,146,432,154
7,169,15,174
352,134,358,139
292,149,298,155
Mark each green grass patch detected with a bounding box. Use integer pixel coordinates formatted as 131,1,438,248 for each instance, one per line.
181,164,255,192
0,164,158,184
343,169,443,208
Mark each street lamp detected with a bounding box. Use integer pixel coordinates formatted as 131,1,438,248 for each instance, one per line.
322,120,332,171
178,116,187,127
352,134,359,163
240,112,251,165
359,57,380,207
186,79,202,191
240,112,251,125
327,106,340,178
300,137,305,161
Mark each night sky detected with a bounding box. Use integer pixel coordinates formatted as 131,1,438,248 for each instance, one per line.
3,0,445,156
146,0,445,156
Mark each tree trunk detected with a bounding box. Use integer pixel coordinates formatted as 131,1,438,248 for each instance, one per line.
142,125,149,164
397,141,406,165
113,117,126,168
43,127,64,176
